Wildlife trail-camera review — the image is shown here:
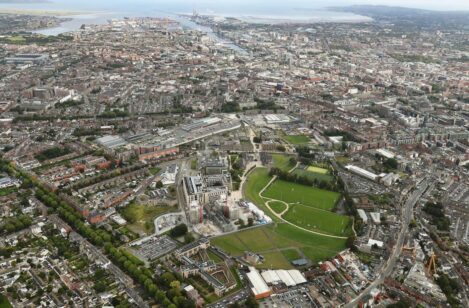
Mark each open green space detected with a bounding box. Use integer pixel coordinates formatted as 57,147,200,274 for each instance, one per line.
307,166,329,174
0,294,12,308
149,167,161,175
264,180,340,211
228,167,348,269
243,168,280,221
283,135,310,145
281,249,301,261
211,224,346,268
272,154,295,172
293,168,333,183
269,201,287,214
258,251,293,269
190,159,197,170
207,250,223,263
120,203,174,234
283,204,351,236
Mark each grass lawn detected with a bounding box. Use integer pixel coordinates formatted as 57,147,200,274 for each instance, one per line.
275,224,346,262
243,168,281,221
258,251,293,269
264,180,340,211
283,204,351,236
269,201,287,214
281,249,301,261
336,156,351,165
120,203,174,234
8,36,26,43
293,169,333,183
207,250,223,263
211,224,346,268
307,166,329,174
283,135,310,145
272,154,295,172
191,159,197,170
149,167,161,175
230,167,347,269
0,294,12,308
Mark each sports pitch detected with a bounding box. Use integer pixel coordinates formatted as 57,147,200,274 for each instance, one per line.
283,135,311,145
283,204,351,236
214,167,350,268
292,168,333,183
307,166,329,174
263,180,340,211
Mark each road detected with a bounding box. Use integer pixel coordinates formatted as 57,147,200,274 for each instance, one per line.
48,215,150,308
345,180,429,308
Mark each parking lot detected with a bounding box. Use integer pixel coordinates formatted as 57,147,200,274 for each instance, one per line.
260,288,316,308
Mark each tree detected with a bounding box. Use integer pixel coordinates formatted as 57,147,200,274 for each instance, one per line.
346,235,356,249
170,280,181,290
245,296,259,308
184,233,195,244
155,180,164,188
170,224,188,238
276,145,286,152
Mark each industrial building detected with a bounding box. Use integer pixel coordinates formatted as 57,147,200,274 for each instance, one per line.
96,135,128,150
246,267,272,299
261,269,307,287
245,267,307,300
6,53,49,65
345,165,379,181
357,209,369,224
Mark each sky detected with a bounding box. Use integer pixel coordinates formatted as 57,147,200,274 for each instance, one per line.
4,0,469,12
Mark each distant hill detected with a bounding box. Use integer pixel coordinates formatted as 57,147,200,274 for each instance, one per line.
328,5,469,29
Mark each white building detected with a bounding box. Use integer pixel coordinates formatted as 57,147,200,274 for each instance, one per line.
345,165,379,181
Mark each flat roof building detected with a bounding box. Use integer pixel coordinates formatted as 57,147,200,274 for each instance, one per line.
345,165,379,181
96,135,128,149
6,53,49,65
246,267,272,299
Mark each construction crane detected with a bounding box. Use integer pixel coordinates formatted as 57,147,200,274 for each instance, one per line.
426,251,438,276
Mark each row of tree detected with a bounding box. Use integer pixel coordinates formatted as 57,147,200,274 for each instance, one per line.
0,157,193,308
268,167,338,192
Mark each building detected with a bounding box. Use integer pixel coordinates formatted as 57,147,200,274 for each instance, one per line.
261,269,307,287
357,209,368,224
160,164,179,185
291,259,308,267
174,239,236,296
188,201,203,224
183,175,230,205
246,267,272,299
345,165,379,181
6,53,49,65
136,145,179,161
199,155,229,175
0,177,20,189
96,135,128,150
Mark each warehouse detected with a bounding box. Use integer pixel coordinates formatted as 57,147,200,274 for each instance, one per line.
345,165,379,181
261,269,307,287
246,267,272,299
96,135,128,149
